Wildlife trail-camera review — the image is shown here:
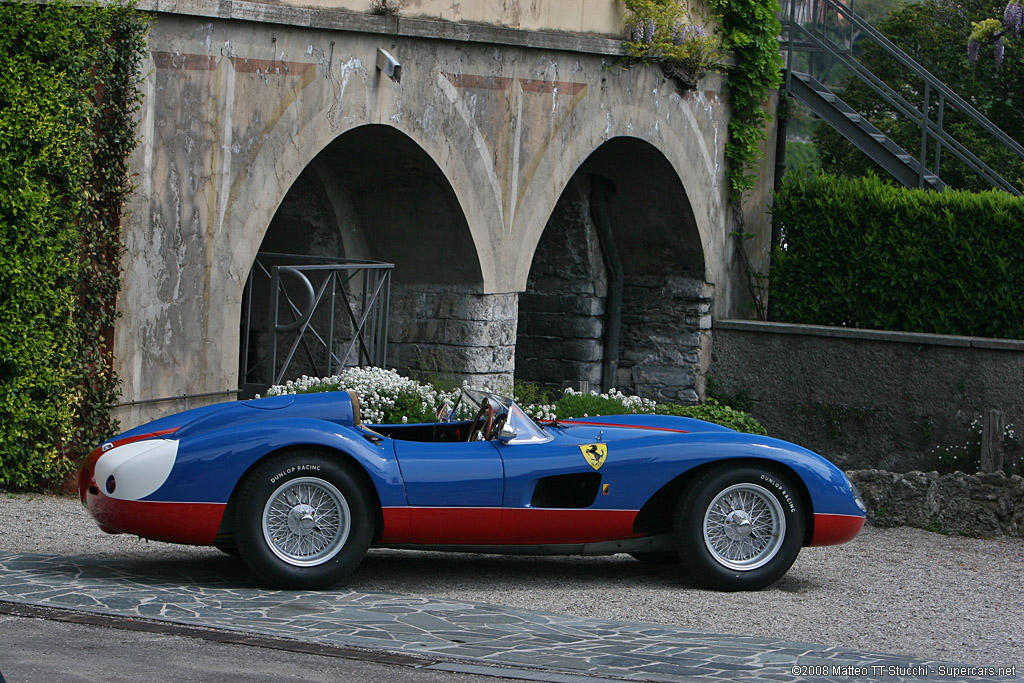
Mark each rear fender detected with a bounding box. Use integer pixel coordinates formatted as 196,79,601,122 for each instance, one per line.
144,418,404,508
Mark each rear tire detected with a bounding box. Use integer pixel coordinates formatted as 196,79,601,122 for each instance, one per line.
675,464,804,591
235,451,373,590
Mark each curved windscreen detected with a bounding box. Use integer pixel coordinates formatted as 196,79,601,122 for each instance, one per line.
462,390,551,445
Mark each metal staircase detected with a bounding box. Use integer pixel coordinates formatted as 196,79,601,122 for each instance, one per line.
779,0,1024,195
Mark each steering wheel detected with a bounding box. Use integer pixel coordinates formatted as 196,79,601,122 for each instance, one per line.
436,393,462,422
466,402,494,442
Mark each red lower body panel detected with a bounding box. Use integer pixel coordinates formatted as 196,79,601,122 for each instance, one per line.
86,493,226,546
379,507,641,545
810,513,865,546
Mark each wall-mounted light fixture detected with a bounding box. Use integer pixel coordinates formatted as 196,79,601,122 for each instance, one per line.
376,48,401,83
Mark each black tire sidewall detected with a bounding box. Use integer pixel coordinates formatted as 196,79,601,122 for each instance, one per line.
675,464,805,591
235,451,373,590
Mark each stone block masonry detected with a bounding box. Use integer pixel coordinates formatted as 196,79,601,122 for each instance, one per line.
390,284,518,389
515,176,714,402
618,276,713,403
849,469,1024,537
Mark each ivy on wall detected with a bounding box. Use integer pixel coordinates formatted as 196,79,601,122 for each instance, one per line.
621,0,782,195
0,1,147,490
709,0,782,195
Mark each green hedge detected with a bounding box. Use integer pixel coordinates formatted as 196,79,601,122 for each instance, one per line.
0,1,146,489
769,172,1024,339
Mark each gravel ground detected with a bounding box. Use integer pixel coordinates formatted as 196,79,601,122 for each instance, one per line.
2,492,1022,670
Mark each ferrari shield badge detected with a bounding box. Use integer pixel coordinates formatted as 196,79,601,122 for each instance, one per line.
580,444,608,470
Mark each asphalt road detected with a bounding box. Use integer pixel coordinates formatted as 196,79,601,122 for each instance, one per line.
0,612,546,683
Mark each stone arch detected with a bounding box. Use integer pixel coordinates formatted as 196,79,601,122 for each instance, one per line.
114,19,742,428
237,122,524,391
507,88,728,298
516,136,712,403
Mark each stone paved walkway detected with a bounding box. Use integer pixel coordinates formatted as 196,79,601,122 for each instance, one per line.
0,552,1018,683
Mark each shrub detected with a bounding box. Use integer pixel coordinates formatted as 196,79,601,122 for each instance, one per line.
770,172,1024,339
622,0,724,84
552,388,658,419
655,398,768,435
0,1,146,489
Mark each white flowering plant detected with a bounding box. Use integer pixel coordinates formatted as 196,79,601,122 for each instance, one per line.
263,367,460,425
262,367,767,434
932,416,1019,475
550,386,658,419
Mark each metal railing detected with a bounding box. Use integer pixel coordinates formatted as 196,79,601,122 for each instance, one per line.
780,0,1024,195
239,253,393,397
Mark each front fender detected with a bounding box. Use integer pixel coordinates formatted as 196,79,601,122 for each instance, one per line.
670,435,867,545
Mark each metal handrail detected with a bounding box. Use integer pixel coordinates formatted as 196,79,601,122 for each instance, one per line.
780,0,1023,195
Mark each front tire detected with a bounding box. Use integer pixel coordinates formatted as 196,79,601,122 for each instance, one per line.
234,451,373,590
675,464,804,591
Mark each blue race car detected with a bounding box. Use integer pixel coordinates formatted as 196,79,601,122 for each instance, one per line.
80,388,866,591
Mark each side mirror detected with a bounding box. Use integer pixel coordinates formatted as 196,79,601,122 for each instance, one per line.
497,421,518,443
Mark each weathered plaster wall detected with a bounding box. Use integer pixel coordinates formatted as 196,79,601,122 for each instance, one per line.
114,1,758,429
360,0,627,35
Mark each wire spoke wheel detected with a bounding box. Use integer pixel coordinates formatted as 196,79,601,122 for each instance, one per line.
702,482,785,571
262,477,351,567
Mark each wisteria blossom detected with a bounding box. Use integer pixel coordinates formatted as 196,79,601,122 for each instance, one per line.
1006,0,1023,36
671,21,706,46
628,19,646,42
967,38,981,65
967,17,1005,66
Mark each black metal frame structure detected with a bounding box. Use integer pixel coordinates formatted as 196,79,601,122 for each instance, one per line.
240,253,393,398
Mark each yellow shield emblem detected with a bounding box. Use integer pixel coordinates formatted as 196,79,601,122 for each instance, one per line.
580,444,608,470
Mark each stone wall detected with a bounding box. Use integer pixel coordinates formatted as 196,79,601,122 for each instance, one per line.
515,180,608,390
849,470,1024,537
619,276,713,403
710,320,1024,472
390,284,518,389
515,178,713,402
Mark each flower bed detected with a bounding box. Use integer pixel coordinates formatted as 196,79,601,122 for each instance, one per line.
262,367,766,434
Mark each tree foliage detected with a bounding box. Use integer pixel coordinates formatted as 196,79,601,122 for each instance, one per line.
813,0,1024,193
0,1,147,489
